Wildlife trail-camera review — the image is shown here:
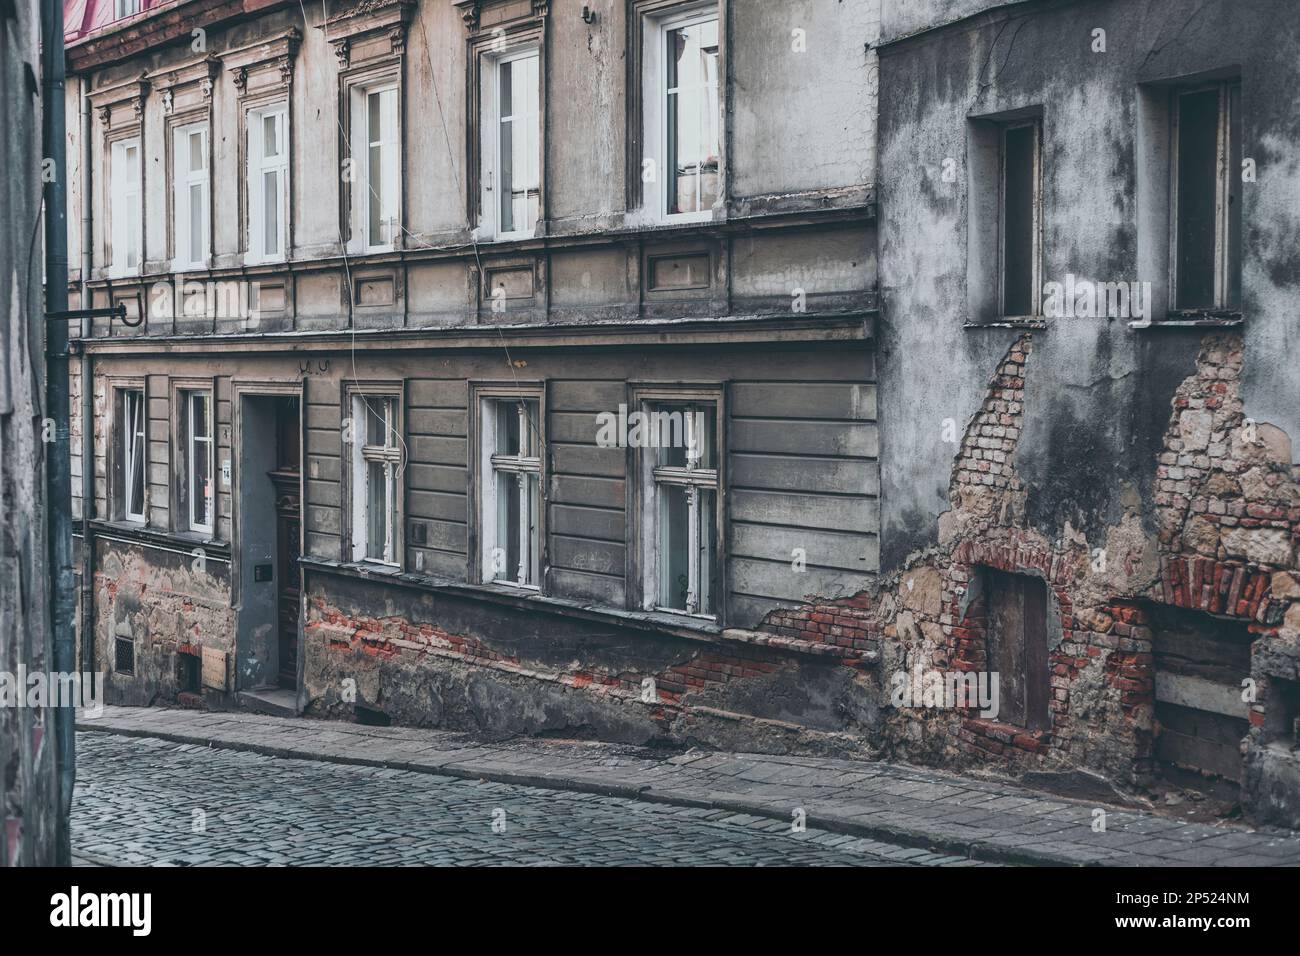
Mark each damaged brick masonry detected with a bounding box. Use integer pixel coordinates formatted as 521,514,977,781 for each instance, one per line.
59,0,1300,829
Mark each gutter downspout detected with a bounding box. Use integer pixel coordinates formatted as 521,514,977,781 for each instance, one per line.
79,75,95,681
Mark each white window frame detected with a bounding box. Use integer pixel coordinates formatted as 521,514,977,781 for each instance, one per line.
1169,80,1241,313
349,82,400,253
172,121,210,272
642,3,721,224
479,395,543,589
247,104,289,263
109,137,142,277
637,393,721,619
480,45,542,241
118,387,147,523
350,394,401,566
115,0,140,19
182,389,214,536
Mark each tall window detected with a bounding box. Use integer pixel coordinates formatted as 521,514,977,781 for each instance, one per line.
350,395,401,565
182,390,214,535
644,5,720,221
1171,81,1241,312
173,122,210,270
482,48,541,239
117,388,146,522
640,398,719,617
248,105,288,262
109,138,141,275
999,120,1040,318
479,396,542,588
350,85,399,250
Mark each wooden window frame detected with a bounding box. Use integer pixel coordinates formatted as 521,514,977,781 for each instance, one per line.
626,383,726,622
172,382,217,538
479,43,543,241
107,135,143,277
469,382,547,589
109,378,148,524
344,384,404,567
244,99,290,264
169,116,212,272
340,65,403,254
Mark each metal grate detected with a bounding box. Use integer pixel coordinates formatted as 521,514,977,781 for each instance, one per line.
114,636,135,675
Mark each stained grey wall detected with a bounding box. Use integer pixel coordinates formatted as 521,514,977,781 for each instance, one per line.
876,0,1300,571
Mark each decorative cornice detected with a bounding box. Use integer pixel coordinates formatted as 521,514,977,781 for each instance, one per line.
88,74,150,129
224,27,301,90
146,55,222,105
319,0,415,65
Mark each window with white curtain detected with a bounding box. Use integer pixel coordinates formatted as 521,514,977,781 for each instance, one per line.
248,105,288,262
481,47,541,239
172,122,210,270
109,138,141,275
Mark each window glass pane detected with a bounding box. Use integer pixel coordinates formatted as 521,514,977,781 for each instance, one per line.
368,141,384,243
125,190,140,268
1175,89,1220,309
263,169,279,255
494,471,520,582
697,488,717,615
652,403,714,469
128,392,145,517
263,112,280,159
191,393,210,440
1226,83,1242,310
657,484,690,611
189,130,204,172
1001,124,1036,316
496,400,521,456
525,472,540,587
366,460,387,560
189,183,203,262
191,445,211,529
364,400,390,448
666,18,719,215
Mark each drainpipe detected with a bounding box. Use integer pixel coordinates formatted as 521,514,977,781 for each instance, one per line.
40,0,74,866
79,75,94,679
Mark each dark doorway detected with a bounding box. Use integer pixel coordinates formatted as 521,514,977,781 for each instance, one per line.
270,397,301,687
237,393,301,696
984,568,1051,731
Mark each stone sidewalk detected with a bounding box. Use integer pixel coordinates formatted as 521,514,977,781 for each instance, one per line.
78,706,1300,866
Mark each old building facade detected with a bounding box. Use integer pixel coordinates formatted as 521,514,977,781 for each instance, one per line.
64,0,884,754
62,0,1300,827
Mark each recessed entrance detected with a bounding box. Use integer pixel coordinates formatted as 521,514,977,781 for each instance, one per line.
236,393,301,699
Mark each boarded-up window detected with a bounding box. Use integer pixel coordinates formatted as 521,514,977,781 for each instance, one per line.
984,569,1050,730
1153,606,1252,785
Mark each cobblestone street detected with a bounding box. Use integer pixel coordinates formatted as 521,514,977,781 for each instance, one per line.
72,733,988,867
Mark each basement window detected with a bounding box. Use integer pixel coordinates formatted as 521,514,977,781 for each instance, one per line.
1170,81,1241,313
115,386,147,523
637,391,721,618
114,636,135,676
349,393,402,566
478,393,543,589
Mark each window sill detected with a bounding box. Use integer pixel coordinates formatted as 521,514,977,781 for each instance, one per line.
300,556,876,663
964,318,1046,330
81,519,231,560
1129,312,1243,329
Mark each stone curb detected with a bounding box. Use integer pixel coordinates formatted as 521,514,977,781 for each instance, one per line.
77,718,1096,867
